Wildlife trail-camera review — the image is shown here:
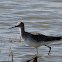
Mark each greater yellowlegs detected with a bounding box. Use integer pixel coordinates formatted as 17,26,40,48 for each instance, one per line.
9,22,62,55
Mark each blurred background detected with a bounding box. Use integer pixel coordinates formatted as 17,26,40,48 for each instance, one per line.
0,0,62,62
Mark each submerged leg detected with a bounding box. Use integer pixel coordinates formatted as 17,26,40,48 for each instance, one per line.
26,48,38,62
45,45,51,55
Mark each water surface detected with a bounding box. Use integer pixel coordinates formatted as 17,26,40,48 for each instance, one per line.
0,0,62,62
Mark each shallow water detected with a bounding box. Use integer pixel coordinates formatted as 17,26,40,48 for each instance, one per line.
0,0,62,62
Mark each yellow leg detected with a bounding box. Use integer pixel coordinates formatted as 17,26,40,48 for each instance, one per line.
18,37,21,42
36,48,38,56
45,45,51,55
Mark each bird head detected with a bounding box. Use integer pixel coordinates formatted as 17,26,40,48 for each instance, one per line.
9,22,24,29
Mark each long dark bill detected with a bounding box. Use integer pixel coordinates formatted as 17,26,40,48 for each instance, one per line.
9,25,18,29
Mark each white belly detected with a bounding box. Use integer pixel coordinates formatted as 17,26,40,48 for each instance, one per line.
26,41,41,48
23,37,43,48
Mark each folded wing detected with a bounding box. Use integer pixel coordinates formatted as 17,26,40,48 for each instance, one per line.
30,32,62,41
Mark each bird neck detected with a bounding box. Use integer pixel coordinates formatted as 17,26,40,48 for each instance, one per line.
19,26,25,37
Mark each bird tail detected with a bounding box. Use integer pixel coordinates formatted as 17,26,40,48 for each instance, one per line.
52,36,62,40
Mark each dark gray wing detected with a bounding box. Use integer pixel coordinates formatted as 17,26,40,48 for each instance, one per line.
29,32,62,41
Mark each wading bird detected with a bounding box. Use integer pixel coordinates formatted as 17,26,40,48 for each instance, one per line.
9,22,62,56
